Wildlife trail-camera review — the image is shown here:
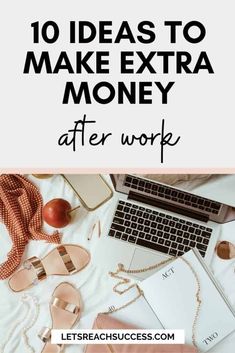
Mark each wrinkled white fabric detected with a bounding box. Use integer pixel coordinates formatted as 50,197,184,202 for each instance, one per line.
0,174,234,353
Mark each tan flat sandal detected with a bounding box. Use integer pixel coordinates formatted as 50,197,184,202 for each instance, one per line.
8,244,90,292
38,282,82,353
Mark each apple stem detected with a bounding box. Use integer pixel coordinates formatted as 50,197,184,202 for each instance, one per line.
68,205,80,214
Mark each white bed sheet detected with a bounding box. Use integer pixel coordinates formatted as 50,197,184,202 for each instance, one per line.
0,174,234,353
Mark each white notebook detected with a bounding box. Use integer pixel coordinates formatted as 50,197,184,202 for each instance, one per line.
140,249,235,352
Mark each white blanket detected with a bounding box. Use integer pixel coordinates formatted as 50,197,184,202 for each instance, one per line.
0,174,235,353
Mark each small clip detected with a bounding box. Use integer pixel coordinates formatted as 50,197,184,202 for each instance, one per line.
87,219,101,240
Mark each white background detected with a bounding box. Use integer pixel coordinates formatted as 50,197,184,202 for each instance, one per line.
0,0,234,169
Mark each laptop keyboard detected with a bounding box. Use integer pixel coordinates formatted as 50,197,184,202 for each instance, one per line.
124,175,221,215
108,200,213,258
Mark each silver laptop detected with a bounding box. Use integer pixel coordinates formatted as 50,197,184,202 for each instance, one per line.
93,174,235,278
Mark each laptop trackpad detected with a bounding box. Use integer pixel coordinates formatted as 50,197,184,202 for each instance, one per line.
129,248,169,280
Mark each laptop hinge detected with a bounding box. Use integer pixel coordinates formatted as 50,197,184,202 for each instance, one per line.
128,191,209,223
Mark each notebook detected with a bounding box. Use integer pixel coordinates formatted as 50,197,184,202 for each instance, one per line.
140,249,235,352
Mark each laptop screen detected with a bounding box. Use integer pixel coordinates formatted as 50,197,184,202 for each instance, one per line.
112,174,235,207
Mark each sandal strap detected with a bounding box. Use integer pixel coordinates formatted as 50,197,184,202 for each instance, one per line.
38,326,51,342
23,256,46,282
38,326,63,350
51,295,80,315
57,245,76,274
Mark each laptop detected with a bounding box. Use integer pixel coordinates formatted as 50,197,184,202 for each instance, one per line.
93,174,234,278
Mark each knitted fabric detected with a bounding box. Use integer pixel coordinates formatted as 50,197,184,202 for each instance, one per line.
0,174,61,279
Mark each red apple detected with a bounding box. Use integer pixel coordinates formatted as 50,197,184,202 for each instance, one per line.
43,198,72,228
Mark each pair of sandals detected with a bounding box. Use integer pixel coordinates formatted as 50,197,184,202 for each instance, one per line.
9,244,90,353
